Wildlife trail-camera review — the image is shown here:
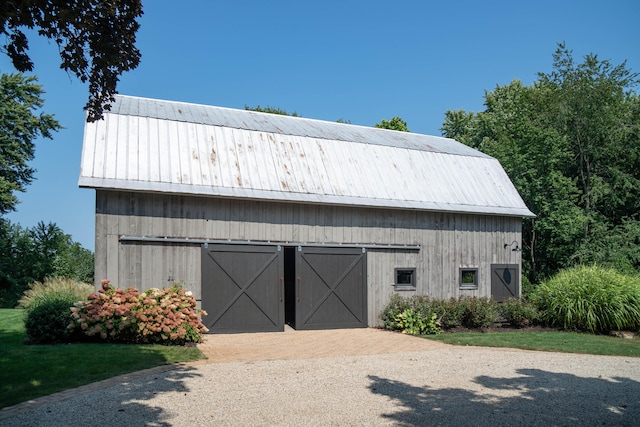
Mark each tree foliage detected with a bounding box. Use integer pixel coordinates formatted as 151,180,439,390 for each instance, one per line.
0,72,60,214
1,0,143,121
245,105,299,116
375,116,410,132
441,43,640,282
0,219,93,307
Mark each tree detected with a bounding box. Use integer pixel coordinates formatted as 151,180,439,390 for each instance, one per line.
53,241,94,284
537,44,640,237
1,0,143,121
29,221,68,282
0,219,93,307
245,105,299,116
375,116,410,132
0,218,30,305
442,44,640,282
0,72,60,214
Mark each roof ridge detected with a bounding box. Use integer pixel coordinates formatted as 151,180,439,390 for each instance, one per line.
110,95,488,158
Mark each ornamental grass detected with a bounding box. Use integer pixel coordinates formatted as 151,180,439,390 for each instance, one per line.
19,277,94,344
18,277,93,313
532,265,640,333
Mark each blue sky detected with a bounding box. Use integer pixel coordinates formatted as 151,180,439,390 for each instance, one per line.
2,0,639,251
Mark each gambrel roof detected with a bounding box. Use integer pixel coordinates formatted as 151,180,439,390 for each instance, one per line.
79,95,534,217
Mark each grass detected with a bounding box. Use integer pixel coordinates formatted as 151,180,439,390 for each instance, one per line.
531,265,640,333
0,309,206,409
426,330,640,357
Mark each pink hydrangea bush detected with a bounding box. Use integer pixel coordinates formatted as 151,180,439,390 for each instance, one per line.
69,280,208,345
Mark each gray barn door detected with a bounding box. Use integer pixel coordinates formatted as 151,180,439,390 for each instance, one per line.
295,247,367,330
202,244,283,333
491,264,520,302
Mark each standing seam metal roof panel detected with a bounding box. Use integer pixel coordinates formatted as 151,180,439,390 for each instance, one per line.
108,95,489,157
79,95,535,218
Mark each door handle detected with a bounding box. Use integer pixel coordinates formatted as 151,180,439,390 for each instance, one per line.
297,276,300,302
279,276,283,302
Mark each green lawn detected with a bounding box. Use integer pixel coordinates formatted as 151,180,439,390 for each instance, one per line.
426,330,640,357
0,309,206,409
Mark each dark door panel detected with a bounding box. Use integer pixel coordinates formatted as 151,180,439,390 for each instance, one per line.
295,247,367,330
202,244,283,333
491,264,520,302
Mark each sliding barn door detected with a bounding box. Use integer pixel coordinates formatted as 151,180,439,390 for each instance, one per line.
295,247,367,330
202,244,283,333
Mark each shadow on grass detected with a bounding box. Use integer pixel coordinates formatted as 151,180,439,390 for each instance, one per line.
368,368,640,426
1,322,204,425
2,365,203,426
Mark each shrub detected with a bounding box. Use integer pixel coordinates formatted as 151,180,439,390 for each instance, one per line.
430,298,465,329
19,277,93,344
381,295,499,332
381,295,435,327
405,295,437,322
18,277,93,312
428,297,498,330
381,295,442,334
521,275,536,301
380,294,412,330
393,308,441,335
532,265,640,333
25,298,79,344
457,297,499,329
69,280,209,345
498,298,540,328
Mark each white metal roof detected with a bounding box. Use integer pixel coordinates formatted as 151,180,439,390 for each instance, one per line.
79,95,535,217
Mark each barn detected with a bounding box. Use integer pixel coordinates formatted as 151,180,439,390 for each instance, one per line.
79,95,535,333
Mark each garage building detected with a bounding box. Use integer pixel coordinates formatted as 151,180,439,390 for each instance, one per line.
79,95,535,333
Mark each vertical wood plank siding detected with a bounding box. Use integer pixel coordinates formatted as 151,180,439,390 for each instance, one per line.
96,190,523,327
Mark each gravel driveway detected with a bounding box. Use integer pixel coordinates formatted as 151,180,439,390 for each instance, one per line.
2,329,639,426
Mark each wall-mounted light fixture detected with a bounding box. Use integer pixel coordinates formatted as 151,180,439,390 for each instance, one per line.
504,240,522,252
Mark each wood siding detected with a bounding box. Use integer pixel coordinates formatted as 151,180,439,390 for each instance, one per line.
95,190,523,327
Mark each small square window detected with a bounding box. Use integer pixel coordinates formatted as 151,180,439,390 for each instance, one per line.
394,268,416,291
460,268,478,290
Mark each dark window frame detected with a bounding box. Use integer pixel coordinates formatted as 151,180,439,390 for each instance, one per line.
394,268,416,291
459,268,479,290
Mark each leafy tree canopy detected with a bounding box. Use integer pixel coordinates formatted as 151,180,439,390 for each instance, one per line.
245,105,299,116
0,72,60,214
441,43,640,282
0,219,93,307
1,0,143,121
375,116,410,132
